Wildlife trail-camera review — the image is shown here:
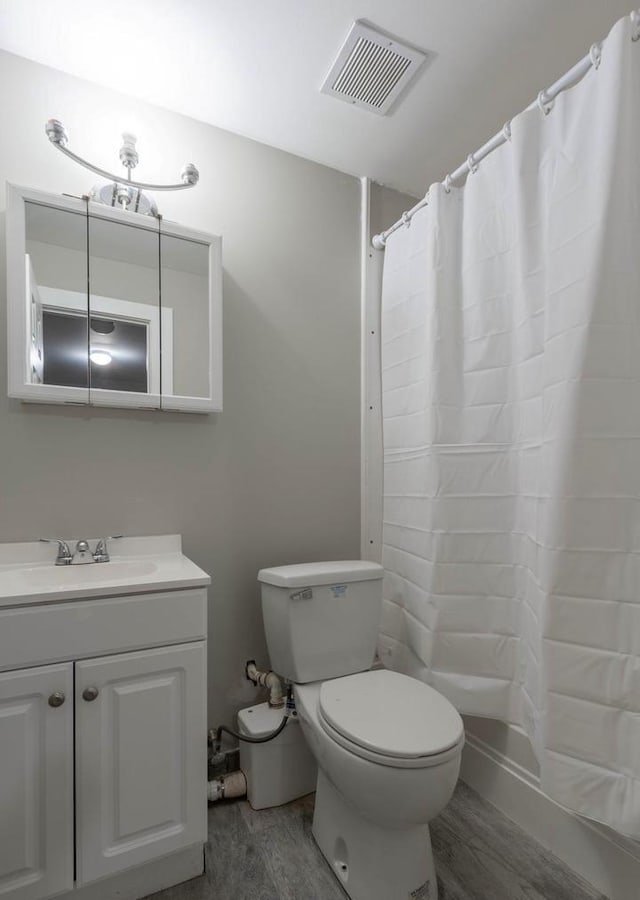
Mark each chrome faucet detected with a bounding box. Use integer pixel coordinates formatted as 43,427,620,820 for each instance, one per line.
93,535,123,563
40,535,123,565
72,539,93,565
40,538,73,566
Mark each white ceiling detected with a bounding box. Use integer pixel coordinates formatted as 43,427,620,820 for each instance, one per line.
0,0,634,197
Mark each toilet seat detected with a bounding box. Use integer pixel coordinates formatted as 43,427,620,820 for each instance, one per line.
318,669,464,769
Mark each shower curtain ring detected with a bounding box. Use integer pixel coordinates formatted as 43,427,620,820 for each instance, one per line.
467,153,479,174
537,89,555,116
402,211,411,228
502,121,512,142
443,174,453,193
589,43,602,69
631,10,640,41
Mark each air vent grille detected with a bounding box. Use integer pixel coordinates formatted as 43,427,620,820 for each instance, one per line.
321,21,429,116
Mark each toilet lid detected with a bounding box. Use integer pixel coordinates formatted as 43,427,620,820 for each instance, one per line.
319,670,463,760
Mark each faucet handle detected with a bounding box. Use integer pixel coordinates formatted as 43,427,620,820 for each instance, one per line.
93,535,123,563
40,538,73,566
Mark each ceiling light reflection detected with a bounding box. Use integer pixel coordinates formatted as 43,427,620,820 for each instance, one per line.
90,349,112,366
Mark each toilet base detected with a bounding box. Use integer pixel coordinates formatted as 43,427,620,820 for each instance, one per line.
312,770,437,900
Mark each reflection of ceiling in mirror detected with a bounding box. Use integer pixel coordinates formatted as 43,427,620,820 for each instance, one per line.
25,201,209,275
160,234,209,276
25,202,86,253
89,216,158,270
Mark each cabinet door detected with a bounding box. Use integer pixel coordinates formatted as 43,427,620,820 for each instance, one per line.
75,642,207,884
8,188,91,405
86,212,161,410
0,664,74,900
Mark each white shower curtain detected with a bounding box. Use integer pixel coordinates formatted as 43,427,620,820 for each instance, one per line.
379,14,640,838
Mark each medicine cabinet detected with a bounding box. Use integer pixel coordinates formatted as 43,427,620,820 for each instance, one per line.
6,184,222,412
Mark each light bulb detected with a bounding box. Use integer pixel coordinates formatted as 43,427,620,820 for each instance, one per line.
90,349,112,366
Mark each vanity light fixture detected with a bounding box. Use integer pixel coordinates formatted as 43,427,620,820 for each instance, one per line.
45,120,199,217
89,349,113,367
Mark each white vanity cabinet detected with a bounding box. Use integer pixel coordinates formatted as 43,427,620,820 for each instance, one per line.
0,537,210,900
0,643,206,900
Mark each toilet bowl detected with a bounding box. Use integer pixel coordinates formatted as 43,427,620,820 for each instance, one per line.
296,670,464,827
258,561,464,900
294,670,463,900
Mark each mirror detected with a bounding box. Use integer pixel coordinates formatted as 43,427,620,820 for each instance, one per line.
88,213,161,406
160,232,210,406
24,200,89,400
7,184,222,412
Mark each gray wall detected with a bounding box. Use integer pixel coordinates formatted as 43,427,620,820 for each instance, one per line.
0,50,361,730
369,182,419,243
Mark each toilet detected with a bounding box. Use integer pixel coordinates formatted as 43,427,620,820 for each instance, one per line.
258,561,464,900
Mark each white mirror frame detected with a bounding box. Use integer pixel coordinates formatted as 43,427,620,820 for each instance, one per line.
6,183,222,413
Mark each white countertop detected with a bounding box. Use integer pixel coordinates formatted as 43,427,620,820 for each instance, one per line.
0,534,210,608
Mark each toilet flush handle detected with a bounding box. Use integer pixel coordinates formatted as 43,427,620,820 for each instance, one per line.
290,588,313,601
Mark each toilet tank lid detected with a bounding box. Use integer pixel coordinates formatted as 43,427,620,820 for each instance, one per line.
258,560,383,588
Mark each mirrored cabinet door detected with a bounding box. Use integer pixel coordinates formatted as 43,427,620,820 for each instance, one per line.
88,214,161,409
19,197,90,403
160,229,222,412
7,184,222,413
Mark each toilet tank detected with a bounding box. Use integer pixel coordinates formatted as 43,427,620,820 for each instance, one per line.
258,561,384,683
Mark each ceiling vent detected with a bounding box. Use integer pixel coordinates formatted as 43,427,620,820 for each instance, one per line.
321,21,429,116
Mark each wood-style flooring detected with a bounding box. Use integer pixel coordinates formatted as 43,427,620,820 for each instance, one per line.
147,781,606,900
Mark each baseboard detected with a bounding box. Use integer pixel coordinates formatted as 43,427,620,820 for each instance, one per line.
461,733,640,900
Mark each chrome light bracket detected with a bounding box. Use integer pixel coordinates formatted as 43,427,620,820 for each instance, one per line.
45,119,200,217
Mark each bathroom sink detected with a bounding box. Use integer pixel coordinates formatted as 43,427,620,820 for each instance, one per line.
0,535,210,608
18,559,159,588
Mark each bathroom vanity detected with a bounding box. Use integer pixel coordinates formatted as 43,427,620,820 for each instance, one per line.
0,535,210,900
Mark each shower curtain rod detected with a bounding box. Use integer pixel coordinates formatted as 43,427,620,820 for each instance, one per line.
372,8,640,250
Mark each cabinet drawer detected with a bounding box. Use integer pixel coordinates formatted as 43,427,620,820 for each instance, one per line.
0,589,207,671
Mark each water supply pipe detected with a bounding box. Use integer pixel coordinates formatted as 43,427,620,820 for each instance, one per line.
209,663,291,757
245,659,285,708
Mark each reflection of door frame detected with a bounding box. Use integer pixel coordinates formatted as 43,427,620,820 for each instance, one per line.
26,256,44,385
36,285,174,395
